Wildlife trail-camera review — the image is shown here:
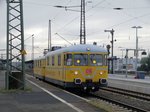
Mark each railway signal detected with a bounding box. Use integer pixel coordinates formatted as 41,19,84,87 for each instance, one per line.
104,29,116,74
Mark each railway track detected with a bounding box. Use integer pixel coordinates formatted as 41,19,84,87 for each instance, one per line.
100,86,150,101
85,86,150,112
90,92,148,112
31,74,150,112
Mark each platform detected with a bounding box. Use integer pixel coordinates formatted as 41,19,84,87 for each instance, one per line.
0,71,106,112
108,74,150,94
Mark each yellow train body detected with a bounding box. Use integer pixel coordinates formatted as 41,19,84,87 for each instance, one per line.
34,44,108,91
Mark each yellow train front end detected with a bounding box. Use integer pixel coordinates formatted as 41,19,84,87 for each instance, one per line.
64,52,108,91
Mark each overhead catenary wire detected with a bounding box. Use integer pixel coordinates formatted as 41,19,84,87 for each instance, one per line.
50,0,109,43
7,0,150,38
23,0,150,38
52,0,150,40
86,12,150,36
55,33,73,45
1,0,150,52
55,0,108,33
105,0,150,26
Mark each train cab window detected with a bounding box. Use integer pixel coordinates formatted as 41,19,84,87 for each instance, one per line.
74,54,88,66
65,54,72,66
47,57,50,66
90,54,103,66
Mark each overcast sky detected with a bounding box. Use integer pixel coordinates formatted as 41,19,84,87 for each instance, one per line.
0,0,150,60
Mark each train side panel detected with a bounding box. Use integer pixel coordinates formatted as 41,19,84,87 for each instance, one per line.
44,53,65,86
34,59,45,80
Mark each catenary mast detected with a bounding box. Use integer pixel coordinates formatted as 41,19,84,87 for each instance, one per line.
80,0,86,44
6,0,25,90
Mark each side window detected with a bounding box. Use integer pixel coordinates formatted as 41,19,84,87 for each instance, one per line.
65,54,72,66
43,59,45,66
104,55,107,66
52,56,55,66
41,60,43,66
58,55,61,66
47,57,50,66
34,61,36,67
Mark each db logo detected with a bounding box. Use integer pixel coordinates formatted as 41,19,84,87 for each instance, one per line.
86,68,92,74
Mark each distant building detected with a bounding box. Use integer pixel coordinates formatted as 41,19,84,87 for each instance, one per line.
0,59,6,70
112,58,141,74
25,60,33,75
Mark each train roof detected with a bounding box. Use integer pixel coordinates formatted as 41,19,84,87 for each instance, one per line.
34,56,45,60
46,44,107,57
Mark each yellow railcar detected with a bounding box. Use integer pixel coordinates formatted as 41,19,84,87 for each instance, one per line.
34,44,108,91
34,57,46,79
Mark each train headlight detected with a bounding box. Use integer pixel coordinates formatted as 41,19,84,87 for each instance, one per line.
74,71,78,75
99,71,103,75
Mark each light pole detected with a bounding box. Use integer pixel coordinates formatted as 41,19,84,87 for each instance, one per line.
132,26,142,75
104,29,115,74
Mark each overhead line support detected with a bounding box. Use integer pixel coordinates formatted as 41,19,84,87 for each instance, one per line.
6,0,25,90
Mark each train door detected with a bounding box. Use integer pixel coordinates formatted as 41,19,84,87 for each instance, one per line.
63,53,73,82
42,59,46,80
63,53,66,81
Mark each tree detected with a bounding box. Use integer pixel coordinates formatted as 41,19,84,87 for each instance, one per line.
138,54,150,74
